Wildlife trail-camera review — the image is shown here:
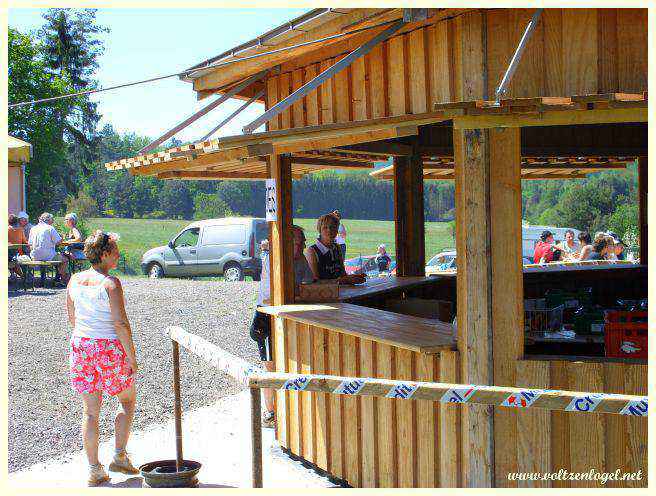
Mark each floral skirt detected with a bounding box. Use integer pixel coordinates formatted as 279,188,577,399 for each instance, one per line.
69,336,134,396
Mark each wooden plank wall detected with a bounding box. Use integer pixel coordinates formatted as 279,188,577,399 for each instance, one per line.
497,360,648,488
264,9,647,130
273,319,461,487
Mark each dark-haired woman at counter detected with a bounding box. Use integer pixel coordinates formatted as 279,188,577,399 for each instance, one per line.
305,213,365,284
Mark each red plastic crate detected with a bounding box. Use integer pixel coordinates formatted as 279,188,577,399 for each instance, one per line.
605,322,648,359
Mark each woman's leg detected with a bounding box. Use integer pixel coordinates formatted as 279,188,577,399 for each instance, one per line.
114,384,136,451
81,392,103,465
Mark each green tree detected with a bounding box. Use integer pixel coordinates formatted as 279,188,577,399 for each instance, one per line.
65,189,99,217
8,27,74,214
194,192,233,220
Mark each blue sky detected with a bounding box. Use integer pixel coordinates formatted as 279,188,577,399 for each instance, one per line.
9,8,307,142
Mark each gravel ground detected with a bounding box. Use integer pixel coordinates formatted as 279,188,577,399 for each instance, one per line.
8,276,260,472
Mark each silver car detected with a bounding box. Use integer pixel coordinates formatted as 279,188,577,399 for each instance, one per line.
141,217,267,281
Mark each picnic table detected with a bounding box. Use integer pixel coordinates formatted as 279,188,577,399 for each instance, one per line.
16,259,65,291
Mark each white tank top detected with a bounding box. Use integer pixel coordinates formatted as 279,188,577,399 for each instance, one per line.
69,269,117,339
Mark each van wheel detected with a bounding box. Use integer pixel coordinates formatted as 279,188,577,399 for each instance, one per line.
223,263,244,282
148,263,164,279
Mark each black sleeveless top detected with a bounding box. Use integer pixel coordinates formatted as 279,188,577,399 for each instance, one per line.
310,240,346,280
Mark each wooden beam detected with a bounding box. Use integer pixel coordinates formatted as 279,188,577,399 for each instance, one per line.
270,155,295,305
393,149,425,277
638,155,647,263
453,107,647,129
334,140,413,156
157,171,269,181
454,128,494,487
489,127,523,486
290,156,373,168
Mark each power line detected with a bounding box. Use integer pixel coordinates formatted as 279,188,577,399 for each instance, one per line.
8,18,399,109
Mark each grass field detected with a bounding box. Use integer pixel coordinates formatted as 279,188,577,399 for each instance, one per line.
74,217,455,276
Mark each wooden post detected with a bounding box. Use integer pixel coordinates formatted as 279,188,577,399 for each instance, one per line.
171,340,184,472
455,127,525,487
393,151,425,276
489,127,524,486
269,154,295,305
638,156,647,264
251,387,263,488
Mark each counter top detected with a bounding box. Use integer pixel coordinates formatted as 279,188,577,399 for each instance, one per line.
259,302,456,354
337,276,439,301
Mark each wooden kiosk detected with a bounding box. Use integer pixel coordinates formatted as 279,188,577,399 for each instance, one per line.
107,8,648,487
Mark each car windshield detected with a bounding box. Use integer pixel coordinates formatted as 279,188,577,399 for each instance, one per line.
174,228,200,248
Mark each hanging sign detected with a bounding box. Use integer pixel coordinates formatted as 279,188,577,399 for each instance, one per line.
265,179,277,221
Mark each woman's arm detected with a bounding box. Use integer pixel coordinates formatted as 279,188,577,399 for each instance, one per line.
66,285,75,328
106,277,138,373
579,245,592,261
304,247,320,280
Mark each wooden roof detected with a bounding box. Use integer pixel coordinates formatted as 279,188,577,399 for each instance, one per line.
105,93,647,180
370,156,634,181
8,135,32,163
181,8,468,100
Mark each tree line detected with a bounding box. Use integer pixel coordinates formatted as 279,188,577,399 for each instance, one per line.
9,9,639,248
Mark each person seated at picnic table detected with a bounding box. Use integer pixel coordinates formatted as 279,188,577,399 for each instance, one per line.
587,236,612,261
17,211,33,240
613,237,627,260
305,213,365,284
533,230,555,263
62,212,86,266
8,214,29,278
66,230,139,486
250,225,315,429
556,229,579,259
375,244,392,272
577,232,593,261
28,212,69,285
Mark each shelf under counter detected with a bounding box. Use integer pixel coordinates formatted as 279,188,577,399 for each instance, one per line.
258,301,456,354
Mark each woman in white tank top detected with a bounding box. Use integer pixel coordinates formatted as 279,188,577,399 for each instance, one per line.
66,230,139,486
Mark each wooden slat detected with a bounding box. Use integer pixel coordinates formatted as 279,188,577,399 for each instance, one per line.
485,9,509,100
395,348,416,487
428,21,453,104
416,353,437,487
278,72,292,129
624,364,648,486
542,9,564,96
439,350,459,487
298,323,314,463
334,62,351,123
342,334,360,486
311,325,329,471
510,8,544,98
367,44,386,118
327,330,344,479
287,320,301,455
562,9,598,95
408,28,428,114
351,57,367,121
549,361,570,487
616,9,648,93
387,34,406,116
567,362,606,487
603,363,631,488
266,76,280,131
597,8,618,93
304,63,320,126
376,343,397,487
458,11,485,100
359,339,378,487
273,317,288,448
291,68,305,129
515,361,551,488
319,58,335,125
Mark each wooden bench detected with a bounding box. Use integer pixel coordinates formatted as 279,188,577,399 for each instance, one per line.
17,260,64,291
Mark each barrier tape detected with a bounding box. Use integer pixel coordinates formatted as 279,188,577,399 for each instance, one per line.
167,327,648,417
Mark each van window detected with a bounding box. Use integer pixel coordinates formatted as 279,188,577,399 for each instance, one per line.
174,228,200,248
202,225,246,245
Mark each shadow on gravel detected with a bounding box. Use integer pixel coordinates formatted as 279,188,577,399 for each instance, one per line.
8,289,58,298
101,477,235,488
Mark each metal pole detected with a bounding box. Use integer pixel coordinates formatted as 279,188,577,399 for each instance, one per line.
250,387,263,488
199,89,265,142
172,340,184,472
242,19,406,134
494,8,543,104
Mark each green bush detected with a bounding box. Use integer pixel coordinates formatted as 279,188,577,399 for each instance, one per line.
143,210,168,219
65,190,99,218
194,192,233,220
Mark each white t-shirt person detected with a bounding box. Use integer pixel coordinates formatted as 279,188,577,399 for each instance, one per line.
28,221,62,261
335,223,346,245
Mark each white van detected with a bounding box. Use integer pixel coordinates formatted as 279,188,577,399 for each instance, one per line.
521,224,581,261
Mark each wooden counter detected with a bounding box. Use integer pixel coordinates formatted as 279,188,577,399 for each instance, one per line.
337,276,438,302
259,302,455,354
